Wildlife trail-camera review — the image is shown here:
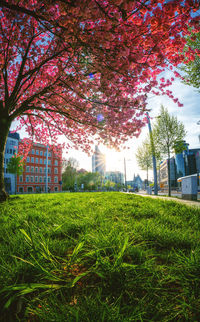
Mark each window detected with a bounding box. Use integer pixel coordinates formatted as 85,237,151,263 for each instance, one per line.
27,156,30,162
36,150,39,155
48,176,51,183
39,176,42,183
48,152,51,157
44,176,46,183
31,176,34,183
40,151,43,156
10,140,16,146
40,159,43,164
35,167,38,173
31,157,34,163
55,160,58,166
9,149,12,154
48,160,51,165
31,166,34,173
26,166,30,172
48,167,51,174
54,168,58,174
26,176,29,183
32,149,35,154
35,176,38,183
19,187,23,193
19,175,23,183
39,167,43,173
55,187,58,192
54,176,58,183
35,157,38,163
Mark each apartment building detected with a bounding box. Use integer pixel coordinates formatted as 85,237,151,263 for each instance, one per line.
17,143,62,193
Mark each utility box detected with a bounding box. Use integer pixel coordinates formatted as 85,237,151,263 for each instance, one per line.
179,174,198,201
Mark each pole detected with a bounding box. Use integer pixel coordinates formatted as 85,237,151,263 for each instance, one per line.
146,112,158,195
45,144,48,193
124,157,127,192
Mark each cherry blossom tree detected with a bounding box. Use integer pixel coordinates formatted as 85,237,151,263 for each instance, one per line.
0,0,199,201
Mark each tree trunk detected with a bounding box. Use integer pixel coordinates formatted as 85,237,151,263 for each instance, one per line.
167,152,171,197
0,103,11,202
146,166,149,186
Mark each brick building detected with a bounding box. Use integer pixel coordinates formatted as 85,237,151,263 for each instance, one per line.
17,143,62,193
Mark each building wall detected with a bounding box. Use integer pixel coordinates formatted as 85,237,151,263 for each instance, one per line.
105,171,124,184
17,143,62,193
4,132,20,194
159,158,176,189
160,147,200,190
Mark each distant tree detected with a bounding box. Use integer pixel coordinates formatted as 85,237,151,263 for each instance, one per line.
181,32,200,90
7,155,24,194
77,172,101,191
62,158,79,191
136,138,153,186
153,105,186,196
104,180,116,191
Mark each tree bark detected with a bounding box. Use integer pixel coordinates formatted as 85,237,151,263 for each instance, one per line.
146,165,149,186
0,102,11,202
167,152,171,197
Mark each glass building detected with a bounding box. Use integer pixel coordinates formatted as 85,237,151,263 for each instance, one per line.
4,132,20,194
92,146,106,176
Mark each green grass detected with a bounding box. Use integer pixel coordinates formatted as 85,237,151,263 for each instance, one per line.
0,192,200,321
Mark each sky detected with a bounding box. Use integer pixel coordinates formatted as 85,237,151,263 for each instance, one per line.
64,77,200,181
14,77,200,182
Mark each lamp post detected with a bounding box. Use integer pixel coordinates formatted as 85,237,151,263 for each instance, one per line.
197,121,200,143
124,157,127,192
146,112,158,195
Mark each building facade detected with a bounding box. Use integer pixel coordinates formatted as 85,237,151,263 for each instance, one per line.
105,171,124,184
159,158,176,189
126,174,144,190
159,143,200,190
92,146,106,176
17,143,62,193
4,132,20,194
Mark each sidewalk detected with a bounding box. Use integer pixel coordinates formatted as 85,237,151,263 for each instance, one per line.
131,191,200,208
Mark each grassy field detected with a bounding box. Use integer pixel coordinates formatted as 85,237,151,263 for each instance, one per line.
0,192,200,321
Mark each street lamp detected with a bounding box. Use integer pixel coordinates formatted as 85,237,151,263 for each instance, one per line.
146,112,158,195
